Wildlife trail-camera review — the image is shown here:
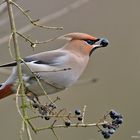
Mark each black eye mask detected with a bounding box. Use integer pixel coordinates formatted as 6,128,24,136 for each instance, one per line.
84,39,100,45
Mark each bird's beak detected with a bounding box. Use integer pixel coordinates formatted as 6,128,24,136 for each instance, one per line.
89,38,109,56
94,38,109,48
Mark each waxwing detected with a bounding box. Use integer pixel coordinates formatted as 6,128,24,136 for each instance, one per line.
0,32,109,99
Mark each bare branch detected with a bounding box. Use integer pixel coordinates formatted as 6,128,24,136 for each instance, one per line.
82,105,86,124
0,0,17,15
16,31,61,48
51,128,60,140
8,32,14,58
6,0,32,139
0,0,90,46
36,121,108,132
11,0,63,30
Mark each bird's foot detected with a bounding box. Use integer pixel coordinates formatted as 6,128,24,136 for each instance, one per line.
30,96,60,119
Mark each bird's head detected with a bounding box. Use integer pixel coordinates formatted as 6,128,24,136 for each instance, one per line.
59,32,109,56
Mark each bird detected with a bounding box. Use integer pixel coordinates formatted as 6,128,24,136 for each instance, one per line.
0,32,109,100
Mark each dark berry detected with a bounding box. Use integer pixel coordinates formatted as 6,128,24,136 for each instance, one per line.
109,110,119,119
117,114,123,119
102,124,108,128
75,109,81,115
78,116,83,121
44,116,50,120
65,120,71,126
112,118,123,125
108,128,116,134
101,131,111,139
48,103,56,108
107,124,115,129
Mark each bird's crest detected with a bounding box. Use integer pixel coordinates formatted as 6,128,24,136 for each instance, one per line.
58,32,97,41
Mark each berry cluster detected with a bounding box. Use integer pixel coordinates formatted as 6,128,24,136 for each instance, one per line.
31,98,123,139
32,98,84,126
64,109,83,126
75,109,83,121
100,110,123,139
32,98,58,121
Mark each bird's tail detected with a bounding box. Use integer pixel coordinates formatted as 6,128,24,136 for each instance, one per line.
0,84,13,100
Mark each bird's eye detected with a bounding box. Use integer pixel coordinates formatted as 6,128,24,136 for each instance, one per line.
85,40,95,45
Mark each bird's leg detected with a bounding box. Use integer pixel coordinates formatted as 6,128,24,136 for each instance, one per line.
22,74,41,104
26,91,40,104
26,91,50,116
23,74,59,116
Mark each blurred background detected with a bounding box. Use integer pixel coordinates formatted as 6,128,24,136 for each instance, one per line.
0,0,140,139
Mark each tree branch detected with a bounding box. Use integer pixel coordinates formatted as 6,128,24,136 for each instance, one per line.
0,0,90,46
35,121,108,132
5,0,32,139
11,0,63,30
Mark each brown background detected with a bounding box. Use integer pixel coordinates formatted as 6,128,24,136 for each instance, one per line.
0,0,139,140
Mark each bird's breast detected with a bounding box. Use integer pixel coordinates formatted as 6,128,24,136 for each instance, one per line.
38,64,85,87
22,53,89,95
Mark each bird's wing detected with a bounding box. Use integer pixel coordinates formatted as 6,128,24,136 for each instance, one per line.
24,50,68,66
0,50,69,68
0,61,17,67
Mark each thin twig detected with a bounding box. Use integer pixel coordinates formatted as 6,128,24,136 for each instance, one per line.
8,32,14,58
16,31,62,48
16,31,36,48
16,84,37,135
26,119,37,133
82,105,86,124
19,129,24,140
28,114,78,120
25,125,33,140
11,1,63,30
20,58,54,104
33,68,71,73
0,0,17,15
16,84,25,122
0,0,90,46
5,0,26,120
6,0,32,139
36,121,108,132
15,84,33,139
50,120,60,140
51,128,60,140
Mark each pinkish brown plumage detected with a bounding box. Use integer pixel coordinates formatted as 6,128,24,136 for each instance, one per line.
0,32,109,99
